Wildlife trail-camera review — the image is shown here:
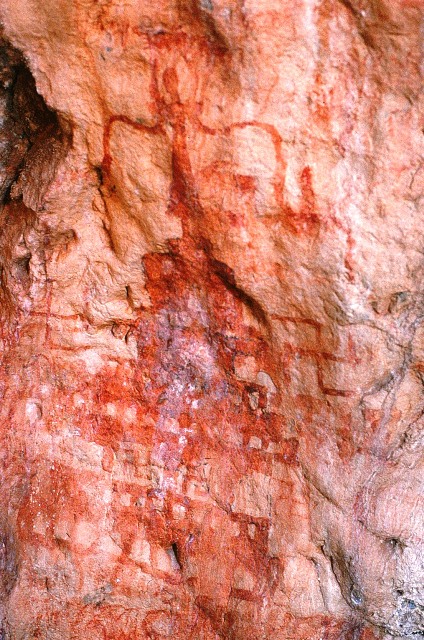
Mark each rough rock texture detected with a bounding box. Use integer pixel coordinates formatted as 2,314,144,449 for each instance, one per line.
0,1,423,638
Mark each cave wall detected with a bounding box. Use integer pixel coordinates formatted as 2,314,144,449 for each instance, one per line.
0,1,423,638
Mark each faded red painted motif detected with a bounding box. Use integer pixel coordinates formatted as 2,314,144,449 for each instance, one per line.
0,0,422,639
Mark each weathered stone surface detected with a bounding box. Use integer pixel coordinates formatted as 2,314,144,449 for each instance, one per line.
0,1,422,638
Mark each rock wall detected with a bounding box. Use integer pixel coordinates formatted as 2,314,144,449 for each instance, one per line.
0,1,422,638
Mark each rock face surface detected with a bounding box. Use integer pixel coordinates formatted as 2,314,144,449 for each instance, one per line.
0,1,423,638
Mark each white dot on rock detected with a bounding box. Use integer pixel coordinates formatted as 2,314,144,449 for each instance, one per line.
79,350,104,375
256,371,277,394
248,436,262,449
26,401,42,425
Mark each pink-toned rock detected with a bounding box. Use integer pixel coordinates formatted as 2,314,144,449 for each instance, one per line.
0,1,422,638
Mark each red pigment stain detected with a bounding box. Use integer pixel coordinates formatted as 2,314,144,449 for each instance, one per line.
0,27,371,638
101,115,163,177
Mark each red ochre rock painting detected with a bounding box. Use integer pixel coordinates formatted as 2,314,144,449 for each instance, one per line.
0,1,422,638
